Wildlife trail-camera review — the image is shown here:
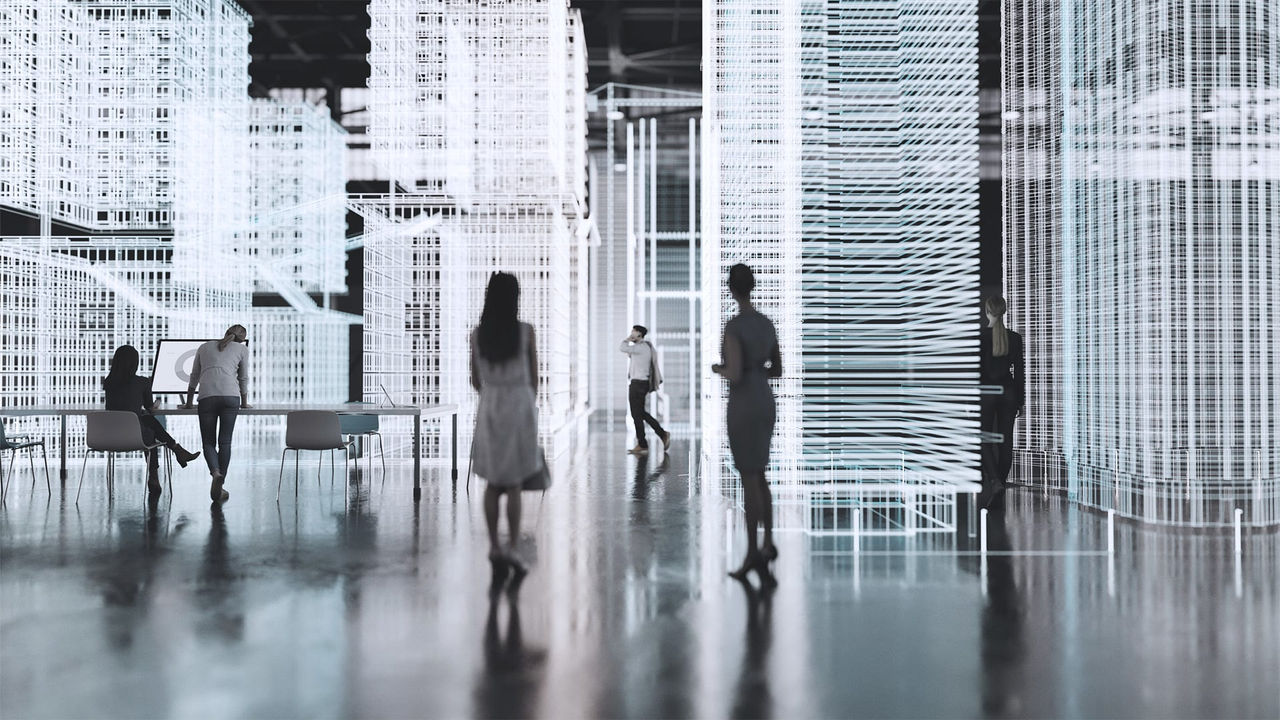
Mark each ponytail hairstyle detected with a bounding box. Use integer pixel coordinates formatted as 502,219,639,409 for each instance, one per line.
218,324,247,352
984,296,1009,358
103,344,139,390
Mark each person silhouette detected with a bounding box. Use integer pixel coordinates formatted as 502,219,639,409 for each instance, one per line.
979,296,1025,508
713,264,782,586
470,273,540,584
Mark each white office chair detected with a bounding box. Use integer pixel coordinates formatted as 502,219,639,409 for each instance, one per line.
76,411,168,504
1,420,51,504
278,411,351,502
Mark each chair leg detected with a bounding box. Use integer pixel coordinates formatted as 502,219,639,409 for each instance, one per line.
27,449,36,490
41,442,50,494
75,452,90,504
466,455,473,493
295,450,300,498
277,448,288,502
1,449,8,504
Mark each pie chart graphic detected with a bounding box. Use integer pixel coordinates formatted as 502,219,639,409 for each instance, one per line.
150,339,215,393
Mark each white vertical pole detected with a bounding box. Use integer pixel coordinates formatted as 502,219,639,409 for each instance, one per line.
626,121,635,327
1234,507,1243,555
1107,508,1115,555
649,116,659,328
688,117,698,433
979,508,988,554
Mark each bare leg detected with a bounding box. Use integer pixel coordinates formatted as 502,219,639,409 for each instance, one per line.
744,473,762,554
484,486,502,554
759,471,775,552
505,489,522,553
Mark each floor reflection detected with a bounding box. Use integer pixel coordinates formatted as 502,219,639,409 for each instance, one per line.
0,431,1276,719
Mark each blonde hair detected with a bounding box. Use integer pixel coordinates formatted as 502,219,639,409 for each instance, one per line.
217,324,247,352
984,296,1008,357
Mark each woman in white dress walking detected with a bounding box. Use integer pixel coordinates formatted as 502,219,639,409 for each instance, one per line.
470,272,540,581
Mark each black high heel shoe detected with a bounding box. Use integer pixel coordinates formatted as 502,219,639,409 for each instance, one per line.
754,554,778,588
729,551,762,581
489,553,511,592
761,543,778,562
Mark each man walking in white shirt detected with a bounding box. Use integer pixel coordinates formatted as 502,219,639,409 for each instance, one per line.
620,325,670,455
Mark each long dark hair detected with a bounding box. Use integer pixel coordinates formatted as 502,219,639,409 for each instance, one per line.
218,324,247,351
477,272,520,363
103,345,139,390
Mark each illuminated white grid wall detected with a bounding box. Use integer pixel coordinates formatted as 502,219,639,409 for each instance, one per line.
0,240,351,450
703,0,981,487
5,0,252,231
364,0,588,460
243,99,348,294
1,0,355,450
368,0,577,202
359,199,586,458
1002,0,1066,490
1057,0,1279,526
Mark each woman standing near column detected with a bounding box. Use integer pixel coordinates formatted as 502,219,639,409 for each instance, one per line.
713,264,782,587
979,295,1025,508
181,325,251,504
470,273,540,585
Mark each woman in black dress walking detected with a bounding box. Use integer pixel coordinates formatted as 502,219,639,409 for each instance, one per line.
979,295,1025,507
713,264,783,586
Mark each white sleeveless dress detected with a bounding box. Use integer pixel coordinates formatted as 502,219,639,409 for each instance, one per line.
470,322,540,488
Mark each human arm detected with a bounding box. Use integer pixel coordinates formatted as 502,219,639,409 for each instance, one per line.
712,330,744,385
143,377,157,414
470,333,482,392
237,345,252,408
767,340,783,379
1013,334,1026,414
619,330,644,354
528,326,539,393
180,348,201,408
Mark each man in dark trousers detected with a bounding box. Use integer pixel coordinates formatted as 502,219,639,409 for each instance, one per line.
619,325,670,455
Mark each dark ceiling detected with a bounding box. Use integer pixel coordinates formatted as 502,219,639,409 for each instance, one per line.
245,0,701,95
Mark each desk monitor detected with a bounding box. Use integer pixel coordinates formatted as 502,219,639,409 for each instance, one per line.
150,339,215,394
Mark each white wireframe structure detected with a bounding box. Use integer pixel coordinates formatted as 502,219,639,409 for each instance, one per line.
703,0,981,534
1005,0,1280,527
1,0,354,450
362,0,589,460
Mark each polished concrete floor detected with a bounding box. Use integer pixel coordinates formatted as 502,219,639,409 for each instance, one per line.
1,430,1277,719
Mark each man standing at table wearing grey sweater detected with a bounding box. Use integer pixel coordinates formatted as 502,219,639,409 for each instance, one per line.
619,325,670,455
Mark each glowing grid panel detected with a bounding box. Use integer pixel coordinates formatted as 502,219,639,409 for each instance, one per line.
363,0,589,460
703,0,981,488
242,98,348,294
1057,0,1279,526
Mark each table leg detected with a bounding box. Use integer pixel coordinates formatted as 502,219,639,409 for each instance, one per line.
60,415,67,482
451,412,458,482
413,414,421,502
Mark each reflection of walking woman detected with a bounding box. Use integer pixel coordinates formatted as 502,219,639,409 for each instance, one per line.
470,273,539,580
102,345,200,496
181,325,251,504
980,296,1025,505
713,264,782,586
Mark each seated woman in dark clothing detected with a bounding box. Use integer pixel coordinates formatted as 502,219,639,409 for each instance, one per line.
103,345,200,495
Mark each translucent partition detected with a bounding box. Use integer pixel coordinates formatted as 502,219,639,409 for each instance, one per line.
1005,0,1280,527
363,0,589,461
703,0,981,493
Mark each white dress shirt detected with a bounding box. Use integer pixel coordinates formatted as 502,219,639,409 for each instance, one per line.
619,339,653,381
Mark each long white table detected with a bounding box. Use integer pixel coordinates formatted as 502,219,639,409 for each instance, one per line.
0,403,459,501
